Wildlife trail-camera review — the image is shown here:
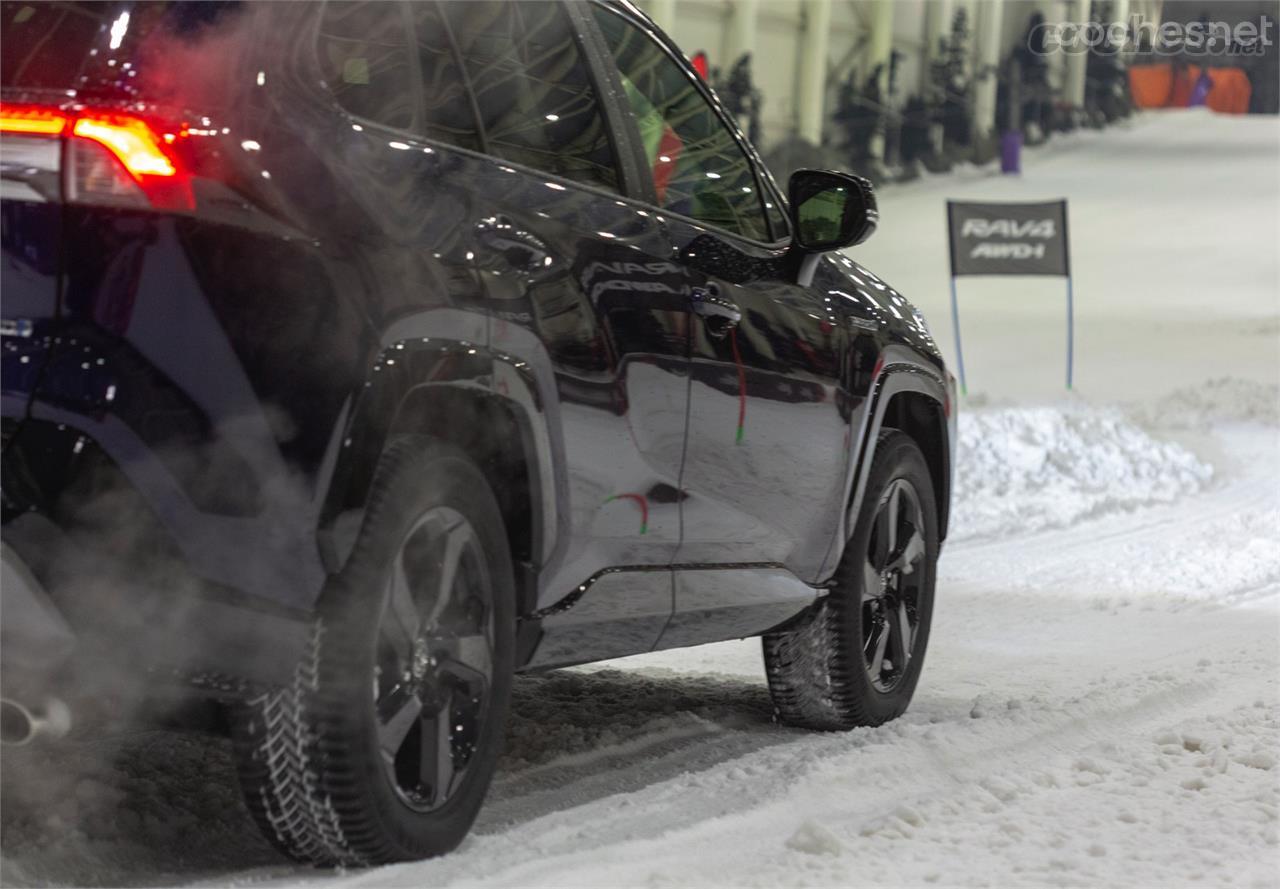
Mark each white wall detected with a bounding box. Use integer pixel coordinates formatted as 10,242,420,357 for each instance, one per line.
891,0,930,108
665,0,731,63
755,0,805,138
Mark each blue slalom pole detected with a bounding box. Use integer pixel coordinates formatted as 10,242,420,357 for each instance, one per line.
949,276,967,396
1066,275,1074,390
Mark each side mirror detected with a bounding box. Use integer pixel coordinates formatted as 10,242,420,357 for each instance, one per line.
789,169,878,253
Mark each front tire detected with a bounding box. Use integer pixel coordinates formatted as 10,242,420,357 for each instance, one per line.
763,430,938,730
232,438,515,865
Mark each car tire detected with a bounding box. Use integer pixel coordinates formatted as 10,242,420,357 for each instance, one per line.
232,436,515,865
763,430,937,731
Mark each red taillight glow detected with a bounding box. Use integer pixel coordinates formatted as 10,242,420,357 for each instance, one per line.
1,102,190,210
72,114,177,178
0,105,68,135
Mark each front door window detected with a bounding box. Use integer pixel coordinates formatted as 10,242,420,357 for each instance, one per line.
592,7,772,242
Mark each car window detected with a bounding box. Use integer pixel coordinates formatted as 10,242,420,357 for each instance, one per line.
317,2,417,132
408,2,481,151
592,6,771,242
442,1,619,192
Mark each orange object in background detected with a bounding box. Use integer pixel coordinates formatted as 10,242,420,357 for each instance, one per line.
1202,67,1252,114
1129,63,1175,107
1168,65,1200,107
1129,63,1252,114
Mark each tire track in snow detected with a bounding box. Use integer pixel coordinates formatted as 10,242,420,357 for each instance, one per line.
950,469,1274,559
943,468,1280,608
305,654,1271,889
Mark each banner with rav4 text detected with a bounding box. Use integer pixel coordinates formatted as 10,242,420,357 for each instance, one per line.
947,200,1070,277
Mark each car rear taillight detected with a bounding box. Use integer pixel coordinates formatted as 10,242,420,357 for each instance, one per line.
0,105,66,136
0,103,192,211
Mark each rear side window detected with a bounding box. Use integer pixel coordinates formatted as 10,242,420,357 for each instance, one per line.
317,2,417,132
592,7,771,241
442,1,619,192
409,3,481,151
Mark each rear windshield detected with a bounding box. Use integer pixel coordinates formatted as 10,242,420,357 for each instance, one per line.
2,2,243,96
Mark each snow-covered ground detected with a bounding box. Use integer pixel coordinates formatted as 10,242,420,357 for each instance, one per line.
2,110,1277,888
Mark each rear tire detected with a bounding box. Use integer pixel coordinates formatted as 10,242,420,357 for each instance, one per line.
763,430,938,730
232,437,515,864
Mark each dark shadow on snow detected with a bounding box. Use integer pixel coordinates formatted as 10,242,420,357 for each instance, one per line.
0,667,789,886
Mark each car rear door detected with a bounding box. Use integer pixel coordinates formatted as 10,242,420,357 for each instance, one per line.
588,3,852,646
434,1,691,661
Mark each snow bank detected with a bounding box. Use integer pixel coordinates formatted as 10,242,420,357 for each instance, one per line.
951,405,1213,541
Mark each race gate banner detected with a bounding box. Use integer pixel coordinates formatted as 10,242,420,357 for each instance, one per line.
946,200,1070,277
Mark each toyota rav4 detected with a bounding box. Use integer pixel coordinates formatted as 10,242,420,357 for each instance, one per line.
0,0,955,864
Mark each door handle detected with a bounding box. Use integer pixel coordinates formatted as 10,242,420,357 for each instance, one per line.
690,286,741,338
475,215,552,272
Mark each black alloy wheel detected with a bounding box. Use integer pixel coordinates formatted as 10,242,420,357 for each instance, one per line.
232,437,515,865
374,506,495,813
860,478,927,693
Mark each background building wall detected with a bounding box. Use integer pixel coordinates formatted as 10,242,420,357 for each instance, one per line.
635,0,1273,155
636,0,998,149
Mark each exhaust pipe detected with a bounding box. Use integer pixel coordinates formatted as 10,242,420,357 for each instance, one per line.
0,697,71,746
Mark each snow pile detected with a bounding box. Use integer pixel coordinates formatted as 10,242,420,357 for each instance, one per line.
951,405,1213,541
785,819,844,856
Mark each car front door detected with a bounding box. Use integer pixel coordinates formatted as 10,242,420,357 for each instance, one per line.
589,4,854,645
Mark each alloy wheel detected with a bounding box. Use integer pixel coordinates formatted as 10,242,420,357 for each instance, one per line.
373,507,495,812
860,478,926,693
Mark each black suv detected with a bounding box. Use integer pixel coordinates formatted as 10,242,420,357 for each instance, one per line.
1,0,954,864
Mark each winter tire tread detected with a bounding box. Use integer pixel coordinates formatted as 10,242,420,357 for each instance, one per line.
763,429,938,731
233,436,514,866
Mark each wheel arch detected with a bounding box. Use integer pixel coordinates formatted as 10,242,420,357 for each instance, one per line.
317,337,555,621
880,390,950,543
822,351,952,582
386,385,542,615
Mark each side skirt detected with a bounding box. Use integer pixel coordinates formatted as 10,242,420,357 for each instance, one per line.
518,564,820,671
657,566,820,652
